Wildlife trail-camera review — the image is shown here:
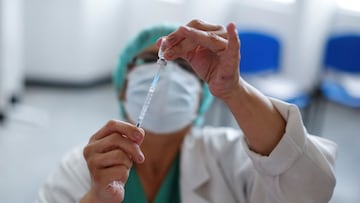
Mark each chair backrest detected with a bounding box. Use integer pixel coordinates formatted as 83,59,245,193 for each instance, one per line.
324,34,360,73
238,31,281,74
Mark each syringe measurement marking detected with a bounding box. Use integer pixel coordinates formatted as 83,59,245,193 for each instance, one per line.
136,86,155,127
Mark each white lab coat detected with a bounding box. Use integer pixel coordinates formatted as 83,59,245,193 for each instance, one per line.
36,99,337,203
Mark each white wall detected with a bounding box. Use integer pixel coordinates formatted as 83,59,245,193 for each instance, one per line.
24,0,83,83
15,0,360,87
331,7,360,34
224,0,339,92
293,0,337,91
113,0,231,49
225,0,298,75
0,1,3,112
23,0,234,84
81,0,128,83
0,0,24,114
24,0,128,84
183,0,231,25
293,0,360,91
119,0,188,44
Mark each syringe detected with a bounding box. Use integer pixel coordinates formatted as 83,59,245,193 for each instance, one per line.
109,39,167,192
135,38,167,128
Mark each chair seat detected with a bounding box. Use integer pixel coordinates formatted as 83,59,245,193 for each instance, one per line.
244,74,310,108
321,71,360,108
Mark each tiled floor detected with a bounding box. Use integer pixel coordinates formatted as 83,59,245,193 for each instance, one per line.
0,84,359,203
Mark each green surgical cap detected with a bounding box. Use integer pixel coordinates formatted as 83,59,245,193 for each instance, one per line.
113,23,213,126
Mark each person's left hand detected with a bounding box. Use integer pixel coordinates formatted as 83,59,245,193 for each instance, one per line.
160,19,241,102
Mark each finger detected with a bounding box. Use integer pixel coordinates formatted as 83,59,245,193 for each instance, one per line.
156,37,163,47
166,21,226,49
90,149,133,169
165,29,185,50
226,23,240,59
187,19,225,32
163,38,197,60
97,134,145,163
156,37,168,48
94,133,144,163
90,120,145,144
174,25,227,53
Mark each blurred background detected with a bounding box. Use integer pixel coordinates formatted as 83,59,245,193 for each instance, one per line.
0,0,360,202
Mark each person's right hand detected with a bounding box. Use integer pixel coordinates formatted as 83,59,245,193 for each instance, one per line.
80,120,145,203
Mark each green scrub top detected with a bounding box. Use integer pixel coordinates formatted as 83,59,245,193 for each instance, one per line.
123,154,181,203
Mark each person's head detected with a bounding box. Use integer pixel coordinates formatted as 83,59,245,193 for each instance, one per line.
113,24,213,134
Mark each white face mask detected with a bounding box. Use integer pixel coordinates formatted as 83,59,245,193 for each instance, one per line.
123,61,201,134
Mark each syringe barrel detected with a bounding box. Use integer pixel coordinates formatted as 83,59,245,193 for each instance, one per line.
136,86,155,127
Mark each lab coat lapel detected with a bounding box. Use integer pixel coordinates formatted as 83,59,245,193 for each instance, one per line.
180,133,210,203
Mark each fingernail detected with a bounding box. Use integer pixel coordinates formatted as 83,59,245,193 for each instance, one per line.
137,153,144,162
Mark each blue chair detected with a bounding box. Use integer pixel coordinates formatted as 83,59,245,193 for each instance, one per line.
321,34,360,108
239,32,280,74
239,31,310,108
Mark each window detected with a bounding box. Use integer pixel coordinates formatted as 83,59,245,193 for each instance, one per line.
336,0,360,12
